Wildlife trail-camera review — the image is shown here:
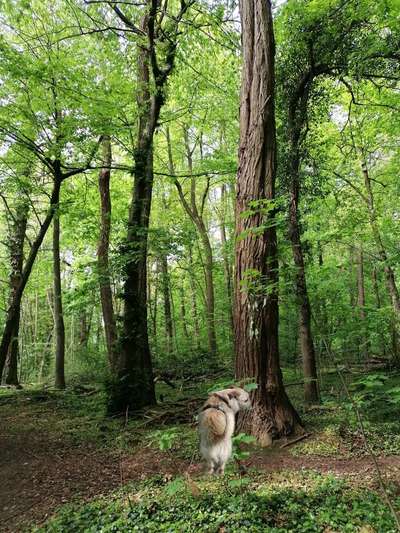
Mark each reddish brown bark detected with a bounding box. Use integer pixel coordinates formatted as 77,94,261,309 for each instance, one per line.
234,0,302,443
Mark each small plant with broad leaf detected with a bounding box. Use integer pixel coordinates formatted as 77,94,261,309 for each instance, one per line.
148,427,178,451
232,432,257,460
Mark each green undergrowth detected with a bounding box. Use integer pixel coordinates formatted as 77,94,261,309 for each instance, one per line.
291,370,400,458
2,368,400,459
32,471,400,533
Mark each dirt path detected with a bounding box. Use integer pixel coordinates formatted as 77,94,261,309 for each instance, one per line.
2,426,400,532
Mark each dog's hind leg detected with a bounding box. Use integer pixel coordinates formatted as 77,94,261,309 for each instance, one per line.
215,461,226,476
206,459,215,475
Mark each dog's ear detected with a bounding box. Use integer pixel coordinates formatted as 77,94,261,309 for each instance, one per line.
213,391,231,404
227,388,241,399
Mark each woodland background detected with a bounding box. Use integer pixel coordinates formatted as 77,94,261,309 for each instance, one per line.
0,0,400,531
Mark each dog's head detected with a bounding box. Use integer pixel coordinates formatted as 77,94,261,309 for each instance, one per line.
214,387,252,413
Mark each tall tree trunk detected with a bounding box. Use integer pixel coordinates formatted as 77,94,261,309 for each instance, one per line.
159,254,174,355
356,246,368,360
362,161,400,316
108,0,192,413
97,135,118,369
235,0,302,443
220,184,234,337
112,42,156,413
4,200,28,385
147,265,158,353
349,246,356,308
53,214,66,389
173,127,218,356
372,266,386,357
0,176,62,380
79,308,92,348
287,79,319,404
179,282,190,340
188,246,201,350
288,176,319,404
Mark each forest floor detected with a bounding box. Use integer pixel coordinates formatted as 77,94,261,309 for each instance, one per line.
1,368,400,532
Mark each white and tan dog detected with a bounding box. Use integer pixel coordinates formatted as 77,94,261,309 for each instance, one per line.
198,387,251,475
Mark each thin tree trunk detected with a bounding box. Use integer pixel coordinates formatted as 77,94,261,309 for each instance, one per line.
356,246,368,360
220,184,234,337
235,0,302,443
173,127,218,356
108,0,192,414
179,282,190,340
288,178,319,404
0,176,62,380
287,77,319,405
188,246,201,350
152,279,158,352
79,308,92,348
97,135,118,369
159,254,174,355
53,214,65,389
114,45,156,413
362,161,400,316
4,200,28,385
372,266,386,357
349,246,356,308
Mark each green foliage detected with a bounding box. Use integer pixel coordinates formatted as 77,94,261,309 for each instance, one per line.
148,428,179,452
34,474,400,533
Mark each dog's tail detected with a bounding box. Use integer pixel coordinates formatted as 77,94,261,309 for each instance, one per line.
201,410,226,441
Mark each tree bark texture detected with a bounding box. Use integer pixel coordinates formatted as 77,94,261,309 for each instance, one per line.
4,199,28,385
109,1,192,414
97,135,118,369
287,73,319,405
234,0,302,443
114,39,156,412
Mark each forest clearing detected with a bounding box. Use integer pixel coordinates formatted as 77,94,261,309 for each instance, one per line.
0,0,399,531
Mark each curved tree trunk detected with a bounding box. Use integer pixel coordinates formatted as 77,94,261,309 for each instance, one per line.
97,135,118,370
287,72,319,404
173,126,218,356
234,0,302,444
53,214,66,389
362,162,400,316
4,200,28,385
0,177,62,380
288,177,320,404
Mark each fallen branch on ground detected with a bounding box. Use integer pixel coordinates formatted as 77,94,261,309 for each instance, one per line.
280,433,311,449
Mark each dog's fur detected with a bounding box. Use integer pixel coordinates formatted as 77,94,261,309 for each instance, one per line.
198,387,251,475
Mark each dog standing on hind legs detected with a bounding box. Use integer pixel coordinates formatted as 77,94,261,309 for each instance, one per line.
198,387,252,475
